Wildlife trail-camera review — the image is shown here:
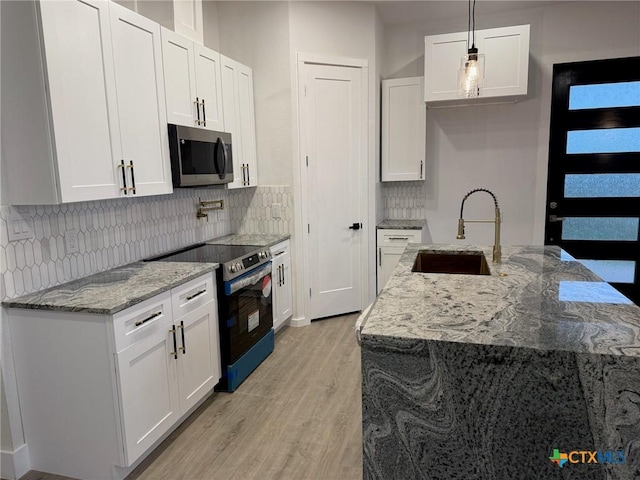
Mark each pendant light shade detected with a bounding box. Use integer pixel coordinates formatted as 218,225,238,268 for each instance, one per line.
458,0,484,98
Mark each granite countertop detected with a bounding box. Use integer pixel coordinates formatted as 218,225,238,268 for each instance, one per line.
206,233,291,247
377,219,427,230
3,262,219,315
362,244,640,357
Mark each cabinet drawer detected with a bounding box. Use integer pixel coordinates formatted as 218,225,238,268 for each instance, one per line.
377,229,422,246
270,240,290,257
171,273,216,320
113,292,173,353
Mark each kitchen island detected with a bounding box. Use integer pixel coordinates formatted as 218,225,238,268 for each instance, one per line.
361,244,640,480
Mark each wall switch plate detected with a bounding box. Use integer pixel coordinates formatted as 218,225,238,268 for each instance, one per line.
64,230,80,254
271,204,282,219
7,213,35,242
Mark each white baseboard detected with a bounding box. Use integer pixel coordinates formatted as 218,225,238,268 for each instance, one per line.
289,316,310,327
1,443,30,480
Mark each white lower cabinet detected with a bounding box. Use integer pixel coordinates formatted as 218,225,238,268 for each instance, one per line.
271,240,292,330
8,272,220,480
377,228,425,294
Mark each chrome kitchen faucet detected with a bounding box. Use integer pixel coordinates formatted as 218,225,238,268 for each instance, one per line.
456,188,502,263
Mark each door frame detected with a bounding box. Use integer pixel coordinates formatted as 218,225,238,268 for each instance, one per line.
291,53,371,325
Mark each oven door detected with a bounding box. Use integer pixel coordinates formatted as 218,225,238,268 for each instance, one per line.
219,262,273,365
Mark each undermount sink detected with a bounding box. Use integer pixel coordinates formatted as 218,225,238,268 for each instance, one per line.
412,250,491,275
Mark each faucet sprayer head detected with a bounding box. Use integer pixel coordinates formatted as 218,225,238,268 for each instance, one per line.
457,218,466,239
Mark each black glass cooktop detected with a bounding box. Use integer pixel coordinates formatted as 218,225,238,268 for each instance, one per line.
147,244,258,265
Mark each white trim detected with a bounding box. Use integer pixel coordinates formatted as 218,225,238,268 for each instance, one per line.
293,53,370,322
288,316,311,328
296,53,368,69
1,443,30,480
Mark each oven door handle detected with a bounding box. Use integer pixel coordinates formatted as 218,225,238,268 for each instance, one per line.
225,263,272,296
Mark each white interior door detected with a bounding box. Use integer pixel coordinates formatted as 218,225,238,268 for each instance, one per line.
302,63,364,320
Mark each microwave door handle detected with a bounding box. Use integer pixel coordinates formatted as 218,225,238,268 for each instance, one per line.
215,137,226,179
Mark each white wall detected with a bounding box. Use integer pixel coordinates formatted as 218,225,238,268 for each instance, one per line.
382,1,640,246
217,1,293,186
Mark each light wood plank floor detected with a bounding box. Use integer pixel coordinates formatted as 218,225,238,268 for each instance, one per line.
19,314,363,480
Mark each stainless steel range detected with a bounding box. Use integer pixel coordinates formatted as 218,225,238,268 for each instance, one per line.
146,243,274,392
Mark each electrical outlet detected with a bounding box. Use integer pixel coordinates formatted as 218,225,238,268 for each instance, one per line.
271,204,282,219
64,230,79,254
7,213,34,242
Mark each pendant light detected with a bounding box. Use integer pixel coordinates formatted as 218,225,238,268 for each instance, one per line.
458,0,485,98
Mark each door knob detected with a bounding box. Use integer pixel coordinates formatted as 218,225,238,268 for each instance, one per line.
348,223,362,230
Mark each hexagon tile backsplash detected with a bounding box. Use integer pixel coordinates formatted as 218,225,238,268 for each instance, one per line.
0,186,293,301
382,182,426,220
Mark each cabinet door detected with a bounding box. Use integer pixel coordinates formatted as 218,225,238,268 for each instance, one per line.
110,3,172,197
173,0,203,45
477,25,530,98
175,301,221,413
161,28,198,128
424,25,529,104
382,78,426,182
116,328,180,465
38,0,122,202
377,246,406,294
221,56,257,189
237,63,258,187
424,32,468,102
278,254,292,324
221,55,244,189
194,44,225,132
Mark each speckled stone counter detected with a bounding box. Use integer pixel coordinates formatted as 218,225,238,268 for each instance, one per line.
3,262,218,315
361,244,640,480
376,219,427,230
206,233,290,247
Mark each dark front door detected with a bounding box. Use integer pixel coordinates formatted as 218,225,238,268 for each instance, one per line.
545,56,640,304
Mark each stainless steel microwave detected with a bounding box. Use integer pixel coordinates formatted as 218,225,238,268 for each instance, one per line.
168,124,234,187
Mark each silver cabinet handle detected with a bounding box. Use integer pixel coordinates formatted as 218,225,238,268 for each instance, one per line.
170,327,178,359
201,98,206,127
388,236,409,240
178,320,186,354
185,289,207,301
118,160,128,195
195,97,201,125
378,248,382,266
420,160,423,179
247,164,250,185
135,311,162,327
127,161,136,194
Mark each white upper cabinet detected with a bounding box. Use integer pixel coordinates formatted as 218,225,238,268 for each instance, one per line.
424,24,530,106
1,0,172,205
381,77,426,182
110,2,172,197
221,55,258,189
173,0,203,45
161,27,224,132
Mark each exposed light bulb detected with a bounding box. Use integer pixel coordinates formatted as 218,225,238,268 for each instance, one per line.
458,47,485,98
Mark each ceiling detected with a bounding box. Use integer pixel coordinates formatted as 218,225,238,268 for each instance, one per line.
374,1,567,26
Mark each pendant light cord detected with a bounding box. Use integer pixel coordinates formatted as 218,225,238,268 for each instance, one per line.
467,0,471,49
467,0,477,49
472,0,477,47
